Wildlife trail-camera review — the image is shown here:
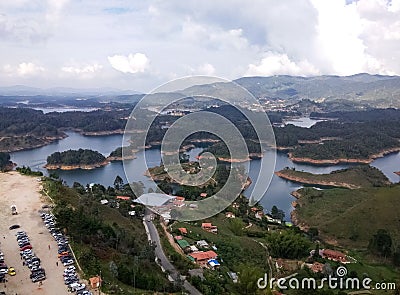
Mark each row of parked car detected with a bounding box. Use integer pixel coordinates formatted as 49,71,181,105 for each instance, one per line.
16,231,46,283
40,212,92,295
0,249,15,284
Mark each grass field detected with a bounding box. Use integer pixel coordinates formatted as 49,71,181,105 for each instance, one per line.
295,185,400,249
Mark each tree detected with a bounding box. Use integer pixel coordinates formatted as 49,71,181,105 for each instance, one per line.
114,175,124,190
393,247,400,267
271,205,285,221
368,229,392,258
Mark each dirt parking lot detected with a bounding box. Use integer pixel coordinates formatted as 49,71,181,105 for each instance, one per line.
0,172,71,294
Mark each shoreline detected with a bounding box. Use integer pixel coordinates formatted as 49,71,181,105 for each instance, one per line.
288,146,400,165
44,159,110,170
275,170,361,189
0,133,68,153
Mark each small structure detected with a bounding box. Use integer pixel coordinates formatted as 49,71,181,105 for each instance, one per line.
207,259,220,269
174,235,183,241
255,211,263,219
309,262,324,273
227,272,238,283
196,240,209,248
100,199,109,205
116,196,131,201
128,211,136,216
225,212,235,218
135,193,175,207
177,239,190,251
173,196,185,207
201,223,218,234
200,193,208,198
89,276,102,289
178,227,188,235
189,251,218,267
321,249,348,263
189,245,199,252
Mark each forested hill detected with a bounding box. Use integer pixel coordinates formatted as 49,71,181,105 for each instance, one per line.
46,149,106,166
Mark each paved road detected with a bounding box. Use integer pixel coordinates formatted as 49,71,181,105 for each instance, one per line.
143,210,202,295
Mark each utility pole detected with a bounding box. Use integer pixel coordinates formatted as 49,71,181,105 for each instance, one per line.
98,270,102,295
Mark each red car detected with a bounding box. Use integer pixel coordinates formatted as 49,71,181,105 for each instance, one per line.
20,245,32,251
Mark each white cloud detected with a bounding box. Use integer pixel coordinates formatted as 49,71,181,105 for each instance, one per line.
197,63,216,76
107,53,149,74
246,52,319,76
3,62,45,77
61,63,103,78
46,0,69,22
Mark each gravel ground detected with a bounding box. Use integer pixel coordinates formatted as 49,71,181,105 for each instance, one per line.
0,172,71,295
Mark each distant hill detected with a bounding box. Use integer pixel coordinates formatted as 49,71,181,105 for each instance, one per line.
2,73,400,108
179,73,400,108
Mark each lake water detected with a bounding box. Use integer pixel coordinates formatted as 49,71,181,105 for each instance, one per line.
33,107,99,114
284,117,326,128
10,131,400,221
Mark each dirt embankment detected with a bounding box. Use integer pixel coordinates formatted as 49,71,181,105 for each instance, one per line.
288,147,400,165
275,171,361,189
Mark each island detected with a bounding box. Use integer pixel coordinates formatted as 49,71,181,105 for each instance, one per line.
276,165,391,189
108,146,137,161
45,149,109,170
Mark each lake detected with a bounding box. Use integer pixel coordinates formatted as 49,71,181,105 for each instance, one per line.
10,131,400,221
283,117,326,128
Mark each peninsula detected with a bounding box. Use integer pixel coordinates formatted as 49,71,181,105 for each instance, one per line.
276,165,391,189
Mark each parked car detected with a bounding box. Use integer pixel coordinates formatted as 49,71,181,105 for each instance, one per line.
8,267,16,276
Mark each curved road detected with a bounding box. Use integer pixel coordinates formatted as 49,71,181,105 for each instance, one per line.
143,210,202,295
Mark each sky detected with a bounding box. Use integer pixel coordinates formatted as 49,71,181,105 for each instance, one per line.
0,0,400,92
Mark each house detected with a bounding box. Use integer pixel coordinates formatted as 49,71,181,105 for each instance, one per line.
200,193,208,198
196,240,209,248
227,272,238,283
173,196,185,207
177,239,191,251
174,235,183,241
201,223,218,233
178,227,188,235
89,276,102,289
321,249,348,263
225,212,235,218
116,196,131,201
100,199,109,205
207,259,220,269
189,251,218,267
255,211,263,219
309,262,324,273
189,245,199,252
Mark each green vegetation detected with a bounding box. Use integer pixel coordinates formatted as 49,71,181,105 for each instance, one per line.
43,178,179,294
0,152,12,171
0,107,129,152
294,185,400,250
47,149,106,166
266,230,311,259
16,166,43,176
277,165,391,188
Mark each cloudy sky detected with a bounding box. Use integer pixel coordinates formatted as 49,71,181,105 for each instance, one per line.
1,0,399,92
